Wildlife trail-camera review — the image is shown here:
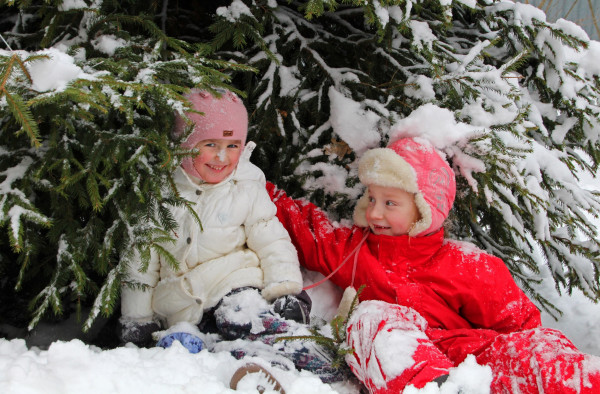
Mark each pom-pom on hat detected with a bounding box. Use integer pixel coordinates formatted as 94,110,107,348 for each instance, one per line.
174,89,248,179
353,137,456,237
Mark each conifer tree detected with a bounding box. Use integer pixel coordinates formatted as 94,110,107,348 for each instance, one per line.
0,0,250,330
206,0,600,315
1,0,599,333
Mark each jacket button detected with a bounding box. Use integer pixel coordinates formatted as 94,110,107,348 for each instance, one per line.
186,237,191,244
196,190,201,195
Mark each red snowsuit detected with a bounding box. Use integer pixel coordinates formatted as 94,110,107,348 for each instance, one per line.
267,184,600,393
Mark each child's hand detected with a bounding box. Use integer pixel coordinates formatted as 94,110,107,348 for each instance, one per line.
118,318,161,346
273,291,312,324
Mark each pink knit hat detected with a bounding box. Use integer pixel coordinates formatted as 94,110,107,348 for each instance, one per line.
174,89,248,179
353,137,456,236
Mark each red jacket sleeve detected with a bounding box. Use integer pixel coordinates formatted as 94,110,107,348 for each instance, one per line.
267,182,361,285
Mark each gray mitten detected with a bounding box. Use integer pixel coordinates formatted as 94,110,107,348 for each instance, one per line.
118,318,161,346
273,290,312,324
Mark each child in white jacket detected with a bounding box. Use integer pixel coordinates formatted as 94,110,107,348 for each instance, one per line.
118,89,308,348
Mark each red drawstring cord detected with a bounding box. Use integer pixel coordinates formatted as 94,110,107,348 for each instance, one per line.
302,229,369,291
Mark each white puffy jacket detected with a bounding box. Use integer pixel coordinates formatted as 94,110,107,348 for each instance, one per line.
121,142,303,327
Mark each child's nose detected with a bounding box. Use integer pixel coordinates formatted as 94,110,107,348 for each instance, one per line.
370,204,384,218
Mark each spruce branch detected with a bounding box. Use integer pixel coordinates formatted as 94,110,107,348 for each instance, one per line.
0,53,43,146
275,285,365,368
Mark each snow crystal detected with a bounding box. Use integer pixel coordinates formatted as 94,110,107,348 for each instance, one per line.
278,65,301,97
295,160,363,202
57,0,88,11
216,0,254,23
529,142,574,185
328,87,381,155
554,18,590,42
409,20,436,51
460,97,518,127
550,117,578,144
489,2,547,26
582,117,600,144
448,146,485,192
91,35,127,56
387,6,406,24
373,1,390,28
446,239,483,258
27,48,93,92
375,329,423,380
579,41,600,77
405,75,436,101
404,355,492,394
389,103,482,151
214,289,272,335
0,157,32,196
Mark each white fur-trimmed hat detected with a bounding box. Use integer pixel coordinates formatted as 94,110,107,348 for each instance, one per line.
353,137,456,237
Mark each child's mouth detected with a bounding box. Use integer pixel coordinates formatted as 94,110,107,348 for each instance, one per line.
371,224,390,231
207,164,226,171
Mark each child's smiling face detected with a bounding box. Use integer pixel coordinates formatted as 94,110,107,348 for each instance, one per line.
192,139,243,183
365,184,421,236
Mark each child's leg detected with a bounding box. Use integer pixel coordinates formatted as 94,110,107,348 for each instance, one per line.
210,288,349,383
476,327,600,394
345,300,453,393
213,287,290,339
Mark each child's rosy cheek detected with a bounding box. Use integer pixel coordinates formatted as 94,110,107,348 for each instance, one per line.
194,152,210,161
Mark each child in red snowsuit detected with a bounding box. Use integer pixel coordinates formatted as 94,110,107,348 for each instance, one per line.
268,136,600,393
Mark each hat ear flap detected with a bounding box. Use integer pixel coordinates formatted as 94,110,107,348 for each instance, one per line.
353,193,369,228
409,193,433,237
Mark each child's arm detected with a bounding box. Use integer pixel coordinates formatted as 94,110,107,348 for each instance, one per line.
121,249,160,320
244,184,303,301
266,182,360,283
119,248,161,343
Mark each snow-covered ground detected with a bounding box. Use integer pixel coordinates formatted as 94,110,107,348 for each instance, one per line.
2,4,600,392
1,267,600,394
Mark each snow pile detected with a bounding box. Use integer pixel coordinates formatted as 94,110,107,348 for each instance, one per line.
0,337,340,394
404,356,493,394
2,268,600,393
2,4,600,394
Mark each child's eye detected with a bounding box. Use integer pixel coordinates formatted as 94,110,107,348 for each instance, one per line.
227,144,239,149
386,200,396,206
204,142,216,148
368,197,375,204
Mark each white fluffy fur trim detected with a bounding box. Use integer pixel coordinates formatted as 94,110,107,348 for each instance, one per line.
358,148,419,192
410,193,432,237
352,193,369,227
335,286,358,321
261,280,302,301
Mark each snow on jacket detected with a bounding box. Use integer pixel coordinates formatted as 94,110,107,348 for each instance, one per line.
122,142,302,327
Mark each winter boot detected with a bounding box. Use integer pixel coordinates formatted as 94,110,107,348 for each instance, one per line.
278,339,351,383
230,362,286,394
156,331,205,354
